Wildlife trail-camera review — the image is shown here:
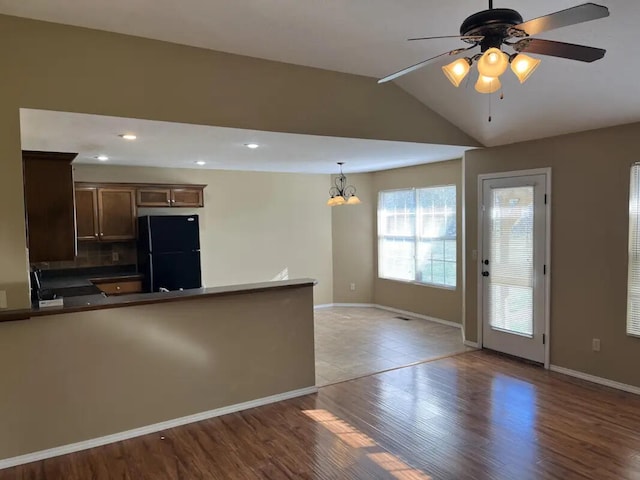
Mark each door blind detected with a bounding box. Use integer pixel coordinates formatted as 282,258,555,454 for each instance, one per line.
488,186,534,337
627,165,640,336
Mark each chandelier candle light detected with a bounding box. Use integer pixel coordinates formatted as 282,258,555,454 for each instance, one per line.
327,162,361,207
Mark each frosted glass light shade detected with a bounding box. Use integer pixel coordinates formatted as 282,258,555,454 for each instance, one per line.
477,48,509,78
333,196,346,206
347,195,361,205
510,54,541,84
442,58,471,87
475,75,501,94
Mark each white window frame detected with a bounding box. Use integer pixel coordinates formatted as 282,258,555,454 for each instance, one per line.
627,164,640,337
377,185,457,290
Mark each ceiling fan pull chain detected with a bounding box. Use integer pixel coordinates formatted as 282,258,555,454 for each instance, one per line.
488,92,492,122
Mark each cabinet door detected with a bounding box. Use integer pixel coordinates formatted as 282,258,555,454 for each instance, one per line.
98,188,137,241
75,187,99,241
23,151,77,262
137,188,171,207
171,188,204,207
94,280,142,295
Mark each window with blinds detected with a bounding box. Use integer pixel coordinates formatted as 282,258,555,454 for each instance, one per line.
627,165,640,336
378,186,456,288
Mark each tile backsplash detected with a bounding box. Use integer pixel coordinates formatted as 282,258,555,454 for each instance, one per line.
34,241,137,270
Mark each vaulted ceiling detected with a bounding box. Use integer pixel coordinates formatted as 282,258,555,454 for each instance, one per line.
0,0,636,147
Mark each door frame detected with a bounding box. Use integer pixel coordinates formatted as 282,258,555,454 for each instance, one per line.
476,168,552,369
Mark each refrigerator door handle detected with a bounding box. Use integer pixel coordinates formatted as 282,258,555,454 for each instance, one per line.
149,253,154,292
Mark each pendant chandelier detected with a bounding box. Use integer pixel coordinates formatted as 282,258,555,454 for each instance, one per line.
327,162,361,206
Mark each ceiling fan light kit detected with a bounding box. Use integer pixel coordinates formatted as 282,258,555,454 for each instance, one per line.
510,53,541,83
475,75,501,94
477,47,509,77
379,2,609,95
442,58,472,87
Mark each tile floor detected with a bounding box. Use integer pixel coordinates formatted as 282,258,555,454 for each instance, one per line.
314,306,471,385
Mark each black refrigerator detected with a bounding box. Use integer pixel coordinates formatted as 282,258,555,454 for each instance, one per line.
138,215,202,292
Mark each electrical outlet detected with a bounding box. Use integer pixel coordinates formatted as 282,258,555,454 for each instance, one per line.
0,290,6,309
350,283,356,291
592,338,601,352
112,252,119,262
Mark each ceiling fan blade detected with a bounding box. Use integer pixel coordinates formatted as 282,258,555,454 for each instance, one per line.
378,51,455,84
408,35,484,42
514,3,609,37
514,38,605,62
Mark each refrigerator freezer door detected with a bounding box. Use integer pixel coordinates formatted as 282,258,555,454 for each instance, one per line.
151,251,202,291
149,215,200,253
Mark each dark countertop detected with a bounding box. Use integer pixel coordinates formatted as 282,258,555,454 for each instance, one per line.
0,278,317,322
39,265,142,290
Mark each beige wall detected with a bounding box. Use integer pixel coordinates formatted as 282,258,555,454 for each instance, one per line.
75,165,333,305
0,14,477,309
373,160,463,323
331,173,375,304
0,284,315,460
331,161,464,322
465,122,640,386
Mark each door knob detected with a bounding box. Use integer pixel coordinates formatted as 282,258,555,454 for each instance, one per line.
482,271,490,277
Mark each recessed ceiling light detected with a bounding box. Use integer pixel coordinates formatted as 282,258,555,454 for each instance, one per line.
120,134,137,140
195,161,206,166
245,143,259,149
96,155,109,161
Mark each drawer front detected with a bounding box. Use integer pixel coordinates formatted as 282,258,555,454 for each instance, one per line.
96,280,142,295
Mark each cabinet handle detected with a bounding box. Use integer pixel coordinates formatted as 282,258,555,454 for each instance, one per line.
116,286,121,290
94,233,98,237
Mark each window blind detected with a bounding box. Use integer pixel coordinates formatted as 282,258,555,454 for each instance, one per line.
627,165,640,336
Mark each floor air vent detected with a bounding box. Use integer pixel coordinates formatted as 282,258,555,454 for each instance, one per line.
395,315,413,321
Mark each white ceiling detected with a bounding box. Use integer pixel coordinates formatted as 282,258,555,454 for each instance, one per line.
19,109,472,174
3,1,638,146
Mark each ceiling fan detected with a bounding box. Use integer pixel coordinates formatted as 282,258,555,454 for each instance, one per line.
378,2,610,93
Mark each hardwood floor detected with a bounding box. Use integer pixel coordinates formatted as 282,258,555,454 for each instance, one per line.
5,350,640,479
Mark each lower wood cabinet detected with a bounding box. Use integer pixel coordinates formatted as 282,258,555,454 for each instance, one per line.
93,279,142,295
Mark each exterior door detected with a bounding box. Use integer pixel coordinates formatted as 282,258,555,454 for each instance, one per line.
481,173,548,364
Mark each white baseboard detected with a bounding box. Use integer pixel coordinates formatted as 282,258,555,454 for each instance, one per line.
373,305,462,330
333,303,376,308
463,340,480,348
315,302,462,330
0,386,317,471
313,303,335,309
549,365,640,396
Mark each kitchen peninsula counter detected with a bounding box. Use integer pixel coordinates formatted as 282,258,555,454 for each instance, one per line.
0,278,317,322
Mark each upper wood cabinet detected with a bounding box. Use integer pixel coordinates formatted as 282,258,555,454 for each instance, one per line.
75,187,99,241
171,187,204,207
97,188,137,241
137,188,171,207
137,185,205,208
75,185,137,241
23,151,78,262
